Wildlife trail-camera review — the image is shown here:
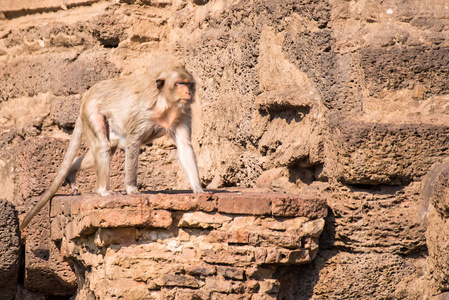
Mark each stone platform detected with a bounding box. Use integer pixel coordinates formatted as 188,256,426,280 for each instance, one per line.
49,191,328,299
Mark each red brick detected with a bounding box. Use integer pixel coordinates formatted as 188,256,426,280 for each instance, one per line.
147,193,217,212
85,208,172,228
207,230,250,244
66,209,172,239
216,193,271,215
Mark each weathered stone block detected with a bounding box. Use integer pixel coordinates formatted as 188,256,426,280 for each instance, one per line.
106,278,149,299
207,230,250,244
421,162,449,218
217,193,272,215
329,120,449,185
151,193,217,212
262,217,308,231
179,211,232,229
161,274,201,288
205,278,244,294
328,184,426,254
94,227,137,247
0,50,119,101
422,162,449,293
184,264,217,277
50,196,73,218
255,247,310,265
300,218,325,237
49,192,327,299
174,289,211,300
278,251,427,300
361,46,449,97
0,199,20,300
250,231,303,249
66,208,172,239
272,196,328,218
202,246,256,266
0,0,100,15
217,266,245,280
0,0,63,15
24,205,76,296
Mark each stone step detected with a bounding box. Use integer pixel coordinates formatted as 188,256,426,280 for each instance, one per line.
45,191,328,299
0,0,101,18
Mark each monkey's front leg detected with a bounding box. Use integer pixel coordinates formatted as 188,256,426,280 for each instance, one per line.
172,124,204,193
124,137,141,195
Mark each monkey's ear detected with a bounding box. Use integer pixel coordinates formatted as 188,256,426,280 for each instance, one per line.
156,78,165,90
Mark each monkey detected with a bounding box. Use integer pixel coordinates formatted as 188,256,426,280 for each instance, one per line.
20,62,204,230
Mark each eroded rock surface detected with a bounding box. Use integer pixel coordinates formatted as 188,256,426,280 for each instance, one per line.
0,199,20,300
0,0,448,298
50,192,327,299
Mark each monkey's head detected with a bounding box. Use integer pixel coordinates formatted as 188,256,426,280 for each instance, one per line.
156,67,196,106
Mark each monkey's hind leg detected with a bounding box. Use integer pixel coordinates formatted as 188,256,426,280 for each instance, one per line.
85,112,114,196
65,150,95,195
65,143,118,195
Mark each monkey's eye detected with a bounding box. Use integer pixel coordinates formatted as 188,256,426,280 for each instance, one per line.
175,82,192,88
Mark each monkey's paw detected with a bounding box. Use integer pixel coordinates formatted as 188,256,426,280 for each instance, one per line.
192,186,205,194
97,189,115,196
126,186,141,195
71,185,80,196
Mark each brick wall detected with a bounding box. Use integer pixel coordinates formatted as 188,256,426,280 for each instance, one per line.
48,192,327,299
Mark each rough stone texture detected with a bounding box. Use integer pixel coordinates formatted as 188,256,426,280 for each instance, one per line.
50,192,327,299
327,120,449,185
0,50,120,101
324,183,426,255
0,0,447,298
361,45,449,97
24,204,76,296
278,250,427,300
0,199,20,300
421,162,449,295
0,1,101,18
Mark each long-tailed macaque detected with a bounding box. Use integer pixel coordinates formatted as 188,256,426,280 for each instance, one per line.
20,62,203,230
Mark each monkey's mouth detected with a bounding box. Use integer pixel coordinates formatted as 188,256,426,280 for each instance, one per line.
179,99,191,104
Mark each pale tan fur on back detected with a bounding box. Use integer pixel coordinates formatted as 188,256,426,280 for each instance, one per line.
20,59,203,230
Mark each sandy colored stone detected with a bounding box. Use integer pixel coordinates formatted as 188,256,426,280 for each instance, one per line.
48,192,326,299
0,0,446,298
0,199,20,300
24,205,76,296
179,211,232,229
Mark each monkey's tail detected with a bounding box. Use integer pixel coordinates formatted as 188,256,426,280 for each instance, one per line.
20,116,84,230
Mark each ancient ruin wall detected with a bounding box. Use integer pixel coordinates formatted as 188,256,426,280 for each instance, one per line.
1,0,449,299
51,192,327,299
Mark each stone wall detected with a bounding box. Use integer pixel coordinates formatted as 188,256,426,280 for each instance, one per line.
0,0,449,299
49,192,327,299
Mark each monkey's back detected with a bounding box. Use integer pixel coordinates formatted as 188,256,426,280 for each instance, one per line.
80,73,160,136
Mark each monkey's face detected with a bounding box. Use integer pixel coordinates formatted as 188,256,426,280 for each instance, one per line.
174,79,194,104
156,68,196,106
